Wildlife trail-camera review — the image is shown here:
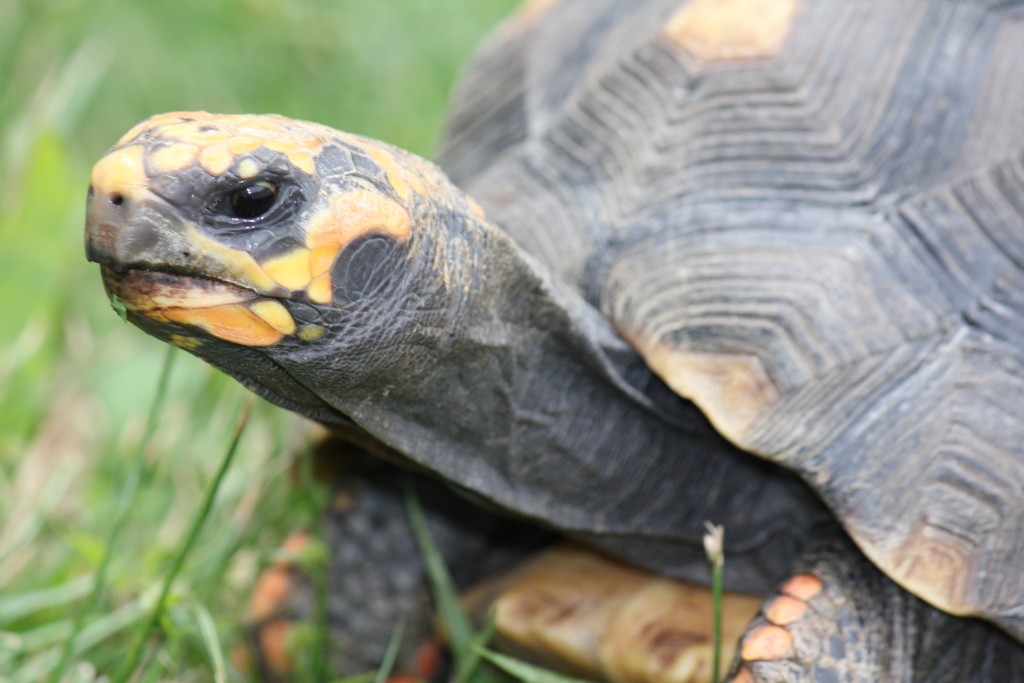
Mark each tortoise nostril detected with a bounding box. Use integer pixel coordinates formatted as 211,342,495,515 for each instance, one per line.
109,192,125,206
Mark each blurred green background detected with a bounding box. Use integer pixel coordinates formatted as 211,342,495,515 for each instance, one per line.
0,1,517,680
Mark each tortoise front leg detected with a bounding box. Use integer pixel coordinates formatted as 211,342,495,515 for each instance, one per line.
730,535,1024,683
243,436,550,682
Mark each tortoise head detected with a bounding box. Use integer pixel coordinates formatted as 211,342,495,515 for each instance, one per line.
85,112,485,422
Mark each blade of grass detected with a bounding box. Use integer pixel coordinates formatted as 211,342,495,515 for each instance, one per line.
10,599,144,683
711,561,723,682
50,346,177,683
298,442,328,682
403,483,471,651
456,610,498,683
328,672,376,683
703,522,725,683
0,574,92,625
475,648,596,683
190,603,227,683
372,620,404,683
0,461,78,583
112,396,252,683
404,483,507,683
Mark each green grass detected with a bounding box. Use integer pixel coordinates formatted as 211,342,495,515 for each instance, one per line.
0,1,517,680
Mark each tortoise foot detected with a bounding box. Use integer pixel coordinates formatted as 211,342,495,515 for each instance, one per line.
465,543,762,683
239,531,314,681
730,536,1024,683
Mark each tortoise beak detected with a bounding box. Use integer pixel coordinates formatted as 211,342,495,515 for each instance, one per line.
84,144,196,273
84,184,189,272
84,147,284,295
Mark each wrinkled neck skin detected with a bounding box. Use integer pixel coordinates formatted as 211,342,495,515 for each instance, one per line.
251,184,826,591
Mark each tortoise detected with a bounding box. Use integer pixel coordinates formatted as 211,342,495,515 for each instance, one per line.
83,0,1024,680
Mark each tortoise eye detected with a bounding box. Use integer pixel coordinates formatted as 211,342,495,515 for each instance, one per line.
229,180,277,219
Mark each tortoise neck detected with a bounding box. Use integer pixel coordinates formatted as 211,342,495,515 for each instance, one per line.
326,206,825,591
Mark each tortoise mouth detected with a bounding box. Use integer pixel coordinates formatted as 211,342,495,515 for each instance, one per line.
101,266,298,347
101,266,259,312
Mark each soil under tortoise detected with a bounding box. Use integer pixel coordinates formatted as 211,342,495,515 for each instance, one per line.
84,0,1024,680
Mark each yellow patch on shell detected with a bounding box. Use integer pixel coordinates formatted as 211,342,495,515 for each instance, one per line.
885,526,974,618
663,0,799,64
160,304,284,347
302,189,412,304
512,0,561,28
635,337,779,448
150,143,199,173
249,299,296,335
90,145,148,203
262,248,313,291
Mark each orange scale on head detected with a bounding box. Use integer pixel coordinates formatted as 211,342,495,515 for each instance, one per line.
199,145,234,177
160,304,284,347
300,191,411,304
288,151,316,175
306,189,411,251
310,245,339,278
224,136,265,156
192,128,234,144
117,112,199,145
90,145,148,203
306,274,333,304
262,248,313,291
232,114,296,136
154,121,204,142
149,143,200,174
263,138,320,175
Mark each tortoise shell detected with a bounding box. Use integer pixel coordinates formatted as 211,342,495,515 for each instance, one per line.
440,0,1024,638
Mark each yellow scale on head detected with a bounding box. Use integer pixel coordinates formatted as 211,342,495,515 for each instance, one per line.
303,189,413,304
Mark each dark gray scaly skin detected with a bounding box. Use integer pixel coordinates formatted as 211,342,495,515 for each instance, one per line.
83,0,1024,680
